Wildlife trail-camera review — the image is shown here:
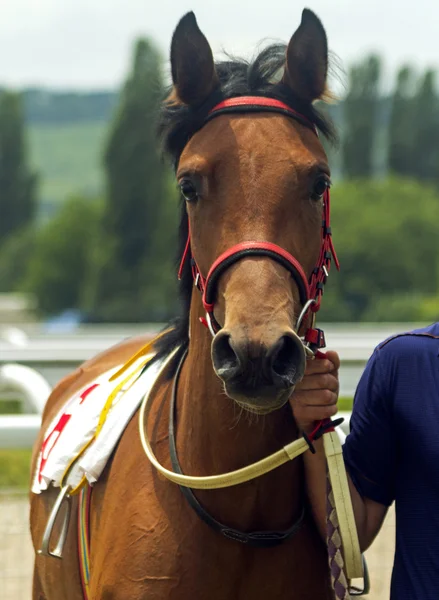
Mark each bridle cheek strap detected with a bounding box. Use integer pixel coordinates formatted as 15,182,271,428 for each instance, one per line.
308,186,339,313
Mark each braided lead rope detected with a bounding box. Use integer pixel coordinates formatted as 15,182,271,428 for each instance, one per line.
326,472,351,600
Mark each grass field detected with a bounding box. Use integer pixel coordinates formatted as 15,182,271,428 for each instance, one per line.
0,399,21,414
0,450,32,488
0,399,32,488
28,121,108,212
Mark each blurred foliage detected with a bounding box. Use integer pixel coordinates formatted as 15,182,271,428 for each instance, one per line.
19,176,437,323
29,122,107,213
411,70,439,183
388,66,416,176
342,55,382,178
90,38,178,322
0,91,38,242
338,397,353,412
0,399,22,414
0,449,32,488
0,225,36,292
1,45,439,324
22,196,103,315
388,67,439,184
319,178,439,322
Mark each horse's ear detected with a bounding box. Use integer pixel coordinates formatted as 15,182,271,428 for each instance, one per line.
171,12,219,106
283,9,328,103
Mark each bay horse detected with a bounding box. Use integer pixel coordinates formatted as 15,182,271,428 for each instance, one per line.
30,9,340,600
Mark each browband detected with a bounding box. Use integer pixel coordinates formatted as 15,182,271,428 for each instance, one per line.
205,96,316,133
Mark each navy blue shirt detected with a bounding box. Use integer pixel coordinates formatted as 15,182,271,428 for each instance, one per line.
343,323,439,600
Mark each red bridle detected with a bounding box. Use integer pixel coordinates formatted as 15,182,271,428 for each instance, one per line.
178,96,339,351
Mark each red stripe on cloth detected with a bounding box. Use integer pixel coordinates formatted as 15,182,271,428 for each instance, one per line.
38,383,100,484
79,383,99,404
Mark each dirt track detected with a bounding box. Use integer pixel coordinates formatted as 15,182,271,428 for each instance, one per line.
1,493,394,600
362,508,394,599
1,493,33,600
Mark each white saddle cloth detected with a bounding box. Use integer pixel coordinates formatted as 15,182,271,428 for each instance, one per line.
32,355,161,494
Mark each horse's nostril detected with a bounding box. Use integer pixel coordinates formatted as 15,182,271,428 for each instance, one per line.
212,332,241,381
213,331,305,392
269,334,305,385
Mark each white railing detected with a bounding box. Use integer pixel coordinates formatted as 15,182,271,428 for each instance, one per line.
0,361,354,449
0,364,51,449
0,363,51,414
0,322,426,448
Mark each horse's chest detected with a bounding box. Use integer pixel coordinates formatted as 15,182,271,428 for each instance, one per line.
98,502,332,600
90,417,332,599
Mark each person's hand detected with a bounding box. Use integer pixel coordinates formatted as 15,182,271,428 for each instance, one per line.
290,351,340,434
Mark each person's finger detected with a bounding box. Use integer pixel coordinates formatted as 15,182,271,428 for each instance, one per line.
293,389,338,407
304,357,335,376
323,350,340,372
293,403,338,423
295,373,339,392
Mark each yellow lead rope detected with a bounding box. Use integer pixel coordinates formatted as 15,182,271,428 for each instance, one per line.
324,431,363,579
138,347,363,580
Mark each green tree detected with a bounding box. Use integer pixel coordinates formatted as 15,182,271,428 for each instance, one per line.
411,69,439,182
91,38,173,322
0,91,38,243
0,226,36,292
388,66,415,176
319,178,439,322
23,197,102,315
342,55,382,178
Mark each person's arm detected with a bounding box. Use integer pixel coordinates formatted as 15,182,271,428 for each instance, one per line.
290,351,389,552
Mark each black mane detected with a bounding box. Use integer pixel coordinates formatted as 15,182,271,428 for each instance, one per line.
153,43,336,370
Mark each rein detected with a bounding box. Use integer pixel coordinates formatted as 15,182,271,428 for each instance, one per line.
139,346,316,489
168,349,305,547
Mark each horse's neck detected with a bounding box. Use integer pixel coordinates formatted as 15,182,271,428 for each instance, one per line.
174,301,303,530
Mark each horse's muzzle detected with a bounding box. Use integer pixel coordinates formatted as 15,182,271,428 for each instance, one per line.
211,330,306,410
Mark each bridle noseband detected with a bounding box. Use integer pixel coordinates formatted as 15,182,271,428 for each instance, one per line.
178,95,339,350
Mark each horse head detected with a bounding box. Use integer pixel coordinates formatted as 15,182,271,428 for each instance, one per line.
160,9,336,414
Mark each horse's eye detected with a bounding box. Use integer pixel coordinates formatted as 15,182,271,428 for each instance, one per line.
180,179,199,203
311,176,330,200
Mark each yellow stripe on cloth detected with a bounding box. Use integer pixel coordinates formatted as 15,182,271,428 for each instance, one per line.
60,333,168,495
66,359,150,495
108,333,165,382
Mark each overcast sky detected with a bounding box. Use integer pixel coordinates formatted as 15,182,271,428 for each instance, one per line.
1,0,437,90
